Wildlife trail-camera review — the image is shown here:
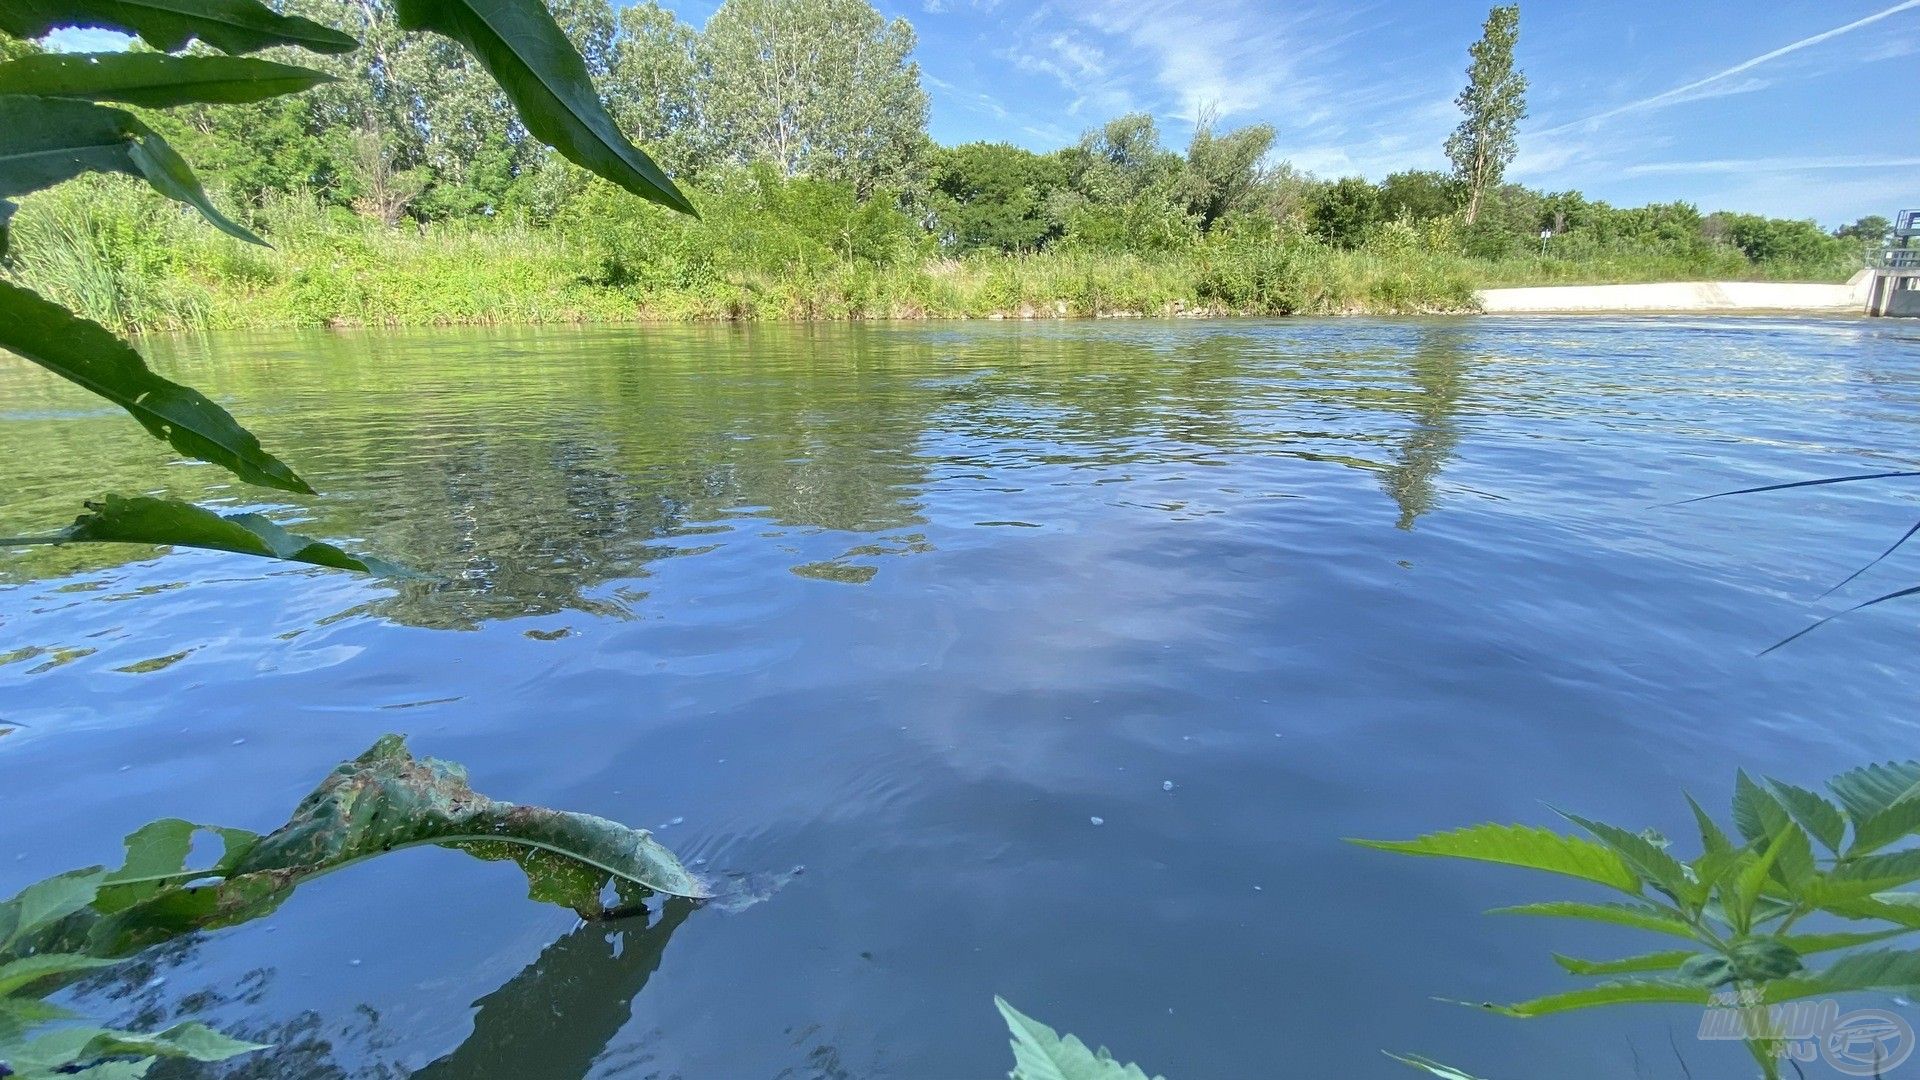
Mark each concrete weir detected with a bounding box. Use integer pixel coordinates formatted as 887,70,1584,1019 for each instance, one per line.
1478,272,1878,316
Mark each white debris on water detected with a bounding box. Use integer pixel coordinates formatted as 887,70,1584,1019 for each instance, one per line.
1090,816,1104,826
1162,780,1174,791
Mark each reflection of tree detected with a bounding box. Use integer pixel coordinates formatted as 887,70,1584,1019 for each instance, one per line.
67,899,694,1080
410,899,693,1080
1379,327,1469,530
0,323,1486,625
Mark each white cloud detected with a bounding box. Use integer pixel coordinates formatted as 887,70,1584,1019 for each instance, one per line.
43,27,135,52
1538,0,1920,135
1623,156,1920,177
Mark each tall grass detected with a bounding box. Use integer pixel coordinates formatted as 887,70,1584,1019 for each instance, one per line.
0,177,1857,335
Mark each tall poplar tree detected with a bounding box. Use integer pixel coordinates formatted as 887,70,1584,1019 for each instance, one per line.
1445,5,1527,226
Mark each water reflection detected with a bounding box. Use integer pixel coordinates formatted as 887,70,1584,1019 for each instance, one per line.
0,322,1476,631
72,900,695,1080
410,900,694,1080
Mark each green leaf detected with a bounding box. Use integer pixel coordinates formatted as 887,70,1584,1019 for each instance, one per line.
0,52,332,107
1487,901,1698,940
0,867,105,951
0,96,263,244
1849,795,1920,857
994,997,1164,1080
1552,949,1698,977
4,302,300,488
1384,1054,1490,1080
1809,849,1920,905
1678,939,1802,988
1829,762,1920,824
1558,812,1693,905
1763,948,1920,1002
93,818,261,914
0,292,309,495
225,735,706,910
1352,824,1640,893
2,496,406,577
390,0,693,216
1780,928,1916,955
0,0,355,55
1469,979,1712,1017
1769,780,1847,854
1731,826,1800,930
9,1021,263,1071
0,953,120,996
1687,793,1733,855
0,995,79,1044
1733,770,1791,846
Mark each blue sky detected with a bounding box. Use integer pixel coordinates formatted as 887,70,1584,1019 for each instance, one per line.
50,1,1920,224
663,0,1920,226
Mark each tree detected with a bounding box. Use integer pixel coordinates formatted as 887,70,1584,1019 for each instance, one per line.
1180,113,1275,232
1836,214,1892,255
1445,5,1526,226
1377,170,1459,223
607,2,707,176
0,30,40,60
1309,176,1382,248
697,0,928,199
929,141,1064,253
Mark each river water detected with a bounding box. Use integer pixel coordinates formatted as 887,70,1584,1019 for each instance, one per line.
3,317,1919,1078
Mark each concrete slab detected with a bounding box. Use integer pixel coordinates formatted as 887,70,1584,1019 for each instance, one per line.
1477,279,1870,315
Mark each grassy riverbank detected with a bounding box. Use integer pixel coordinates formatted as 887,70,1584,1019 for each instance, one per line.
2,179,1858,333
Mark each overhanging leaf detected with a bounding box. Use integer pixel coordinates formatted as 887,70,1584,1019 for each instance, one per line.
1780,928,1916,955
0,285,307,491
226,735,706,909
1552,949,1697,977
1556,812,1693,905
0,867,106,952
1808,849,1920,905
93,818,262,914
1,496,407,577
1687,793,1733,855
0,52,333,107
0,952,120,997
0,0,356,55
1769,780,1847,854
1733,770,1791,847
0,95,263,244
1849,796,1920,857
1762,949,1920,1003
1487,901,1698,940
390,0,694,215
995,997,1164,1080
1351,824,1640,893
1829,762,1920,824
7,1021,264,1072
1467,979,1712,1018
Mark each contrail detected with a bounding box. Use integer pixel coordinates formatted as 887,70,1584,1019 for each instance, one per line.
1537,0,1920,135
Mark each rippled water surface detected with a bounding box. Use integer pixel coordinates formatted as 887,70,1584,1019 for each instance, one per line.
5,317,1920,1078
